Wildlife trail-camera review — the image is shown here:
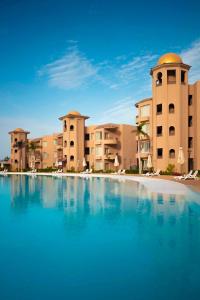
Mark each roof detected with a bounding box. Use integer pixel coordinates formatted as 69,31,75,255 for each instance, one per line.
59,111,89,120
158,53,183,65
135,98,152,107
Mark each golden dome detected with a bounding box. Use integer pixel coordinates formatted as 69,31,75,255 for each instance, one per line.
158,53,183,65
68,111,81,116
14,128,25,132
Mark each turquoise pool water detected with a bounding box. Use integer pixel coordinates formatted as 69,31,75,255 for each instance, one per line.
0,175,200,300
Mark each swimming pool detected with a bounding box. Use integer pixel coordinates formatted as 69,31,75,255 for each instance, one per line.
0,175,200,300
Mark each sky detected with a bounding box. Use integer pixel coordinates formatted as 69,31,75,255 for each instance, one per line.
0,0,200,158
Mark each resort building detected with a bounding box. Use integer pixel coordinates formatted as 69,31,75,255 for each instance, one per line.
136,53,200,173
9,111,137,172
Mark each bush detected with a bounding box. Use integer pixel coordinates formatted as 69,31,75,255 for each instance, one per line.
161,164,175,175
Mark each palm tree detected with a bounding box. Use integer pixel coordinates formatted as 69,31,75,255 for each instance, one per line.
14,140,27,172
136,122,149,174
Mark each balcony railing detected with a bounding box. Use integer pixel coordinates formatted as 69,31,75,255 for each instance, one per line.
104,138,118,145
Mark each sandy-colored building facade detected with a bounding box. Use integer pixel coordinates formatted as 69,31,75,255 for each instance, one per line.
136,53,200,173
9,111,137,172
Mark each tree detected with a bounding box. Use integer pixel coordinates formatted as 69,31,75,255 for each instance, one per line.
136,122,149,174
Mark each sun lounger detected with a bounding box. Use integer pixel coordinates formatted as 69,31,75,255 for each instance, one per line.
184,170,198,180
149,169,161,176
111,169,122,175
174,170,193,180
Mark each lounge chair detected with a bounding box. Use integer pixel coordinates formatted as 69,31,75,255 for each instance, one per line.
0,169,8,174
120,169,126,175
150,169,161,176
184,170,198,180
174,170,193,180
111,169,122,175
81,169,89,174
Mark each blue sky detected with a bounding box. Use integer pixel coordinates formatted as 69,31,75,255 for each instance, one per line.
1,0,200,158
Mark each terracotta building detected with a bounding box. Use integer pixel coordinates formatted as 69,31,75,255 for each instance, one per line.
9,111,137,171
136,53,200,173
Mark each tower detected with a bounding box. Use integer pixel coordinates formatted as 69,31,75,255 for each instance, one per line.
151,53,191,173
59,111,89,171
9,128,30,171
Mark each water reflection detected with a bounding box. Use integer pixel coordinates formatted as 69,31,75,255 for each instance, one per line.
1,174,200,236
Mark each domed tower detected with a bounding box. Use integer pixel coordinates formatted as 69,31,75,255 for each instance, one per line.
59,111,89,171
150,53,191,173
9,128,30,171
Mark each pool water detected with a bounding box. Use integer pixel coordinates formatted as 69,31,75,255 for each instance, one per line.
0,175,200,300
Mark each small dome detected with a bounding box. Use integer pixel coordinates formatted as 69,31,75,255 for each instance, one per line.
68,111,81,116
14,128,25,132
158,53,183,65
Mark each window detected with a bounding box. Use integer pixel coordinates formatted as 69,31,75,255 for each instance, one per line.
157,126,163,136
181,71,186,83
70,155,74,161
43,152,48,159
188,95,192,106
85,133,90,140
140,141,150,153
70,125,74,131
64,140,67,147
53,139,57,145
169,149,175,159
95,161,103,170
43,141,47,147
64,120,67,131
188,137,193,148
169,126,175,136
157,148,163,158
70,141,74,147
95,131,102,140
14,149,17,153
95,146,103,156
167,70,176,83
140,105,150,117
188,116,193,127
85,147,90,155
14,159,18,164
14,138,18,142
169,103,175,113
156,72,162,85
156,104,162,115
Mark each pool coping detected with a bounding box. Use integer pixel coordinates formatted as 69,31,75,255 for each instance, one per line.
1,172,193,196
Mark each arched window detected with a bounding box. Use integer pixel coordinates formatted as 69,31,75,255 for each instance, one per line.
70,125,74,131
14,159,18,164
64,120,67,130
169,149,175,159
64,140,67,147
169,103,175,113
70,155,74,161
156,72,162,85
70,141,74,147
169,126,175,136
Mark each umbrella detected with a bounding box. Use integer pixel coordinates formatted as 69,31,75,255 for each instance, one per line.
82,157,87,167
114,155,119,167
177,147,185,165
147,154,152,169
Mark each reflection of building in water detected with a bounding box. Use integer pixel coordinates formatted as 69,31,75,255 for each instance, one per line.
9,175,200,245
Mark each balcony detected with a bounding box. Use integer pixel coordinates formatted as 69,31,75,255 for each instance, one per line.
104,154,115,160
104,138,118,145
